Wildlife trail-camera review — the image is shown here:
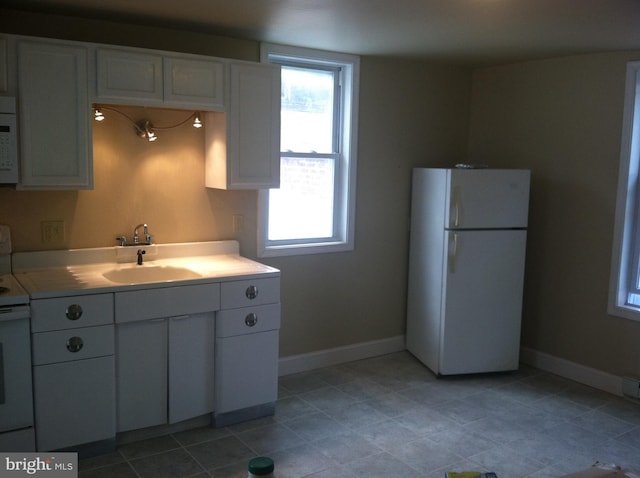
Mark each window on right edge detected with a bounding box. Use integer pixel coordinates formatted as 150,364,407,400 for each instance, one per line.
258,44,360,257
610,60,640,321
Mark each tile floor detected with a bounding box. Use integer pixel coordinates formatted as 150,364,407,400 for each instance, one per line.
79,351,640,477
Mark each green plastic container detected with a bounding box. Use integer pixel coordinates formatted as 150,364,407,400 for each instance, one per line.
248,456,275,477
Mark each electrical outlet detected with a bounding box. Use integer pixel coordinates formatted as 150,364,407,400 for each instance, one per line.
232,214,244,233
41,220,65,244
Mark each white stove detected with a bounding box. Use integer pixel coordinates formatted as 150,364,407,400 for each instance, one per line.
0,225,35,452
0,273,29,307
0,225,28,307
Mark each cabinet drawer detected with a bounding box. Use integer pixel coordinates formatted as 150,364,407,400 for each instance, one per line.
32,325,114,365
220,277,279,309
31,294,114,332
115,283,220,323
216,303,280,338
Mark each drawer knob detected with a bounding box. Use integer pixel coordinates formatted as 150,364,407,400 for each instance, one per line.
245,313,258,327
246,285,259,300
66,304,83,321
66,336,84,353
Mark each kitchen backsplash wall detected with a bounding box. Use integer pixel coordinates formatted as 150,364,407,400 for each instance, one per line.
0,105,256,253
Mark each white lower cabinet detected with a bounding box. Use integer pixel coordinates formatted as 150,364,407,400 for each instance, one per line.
116,312,215,432
116,319,167,432
169,314,215,423
215,278,280,421
215,325,279,414
30,294,115,451
33,356,115,451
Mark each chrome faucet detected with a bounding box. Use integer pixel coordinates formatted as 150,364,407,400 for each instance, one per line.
115,224,154,247
133,224,153,245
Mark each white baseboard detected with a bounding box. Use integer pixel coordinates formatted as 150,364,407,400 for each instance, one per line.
278,335,406,376
520,347,623,397
278,341,625,398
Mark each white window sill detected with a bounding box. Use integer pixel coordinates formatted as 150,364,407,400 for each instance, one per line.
258,241,354,258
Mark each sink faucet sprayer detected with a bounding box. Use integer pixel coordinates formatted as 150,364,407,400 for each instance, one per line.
136,249,146,265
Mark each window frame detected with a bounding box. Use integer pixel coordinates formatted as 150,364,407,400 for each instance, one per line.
609,60,640,321
257,43,360,258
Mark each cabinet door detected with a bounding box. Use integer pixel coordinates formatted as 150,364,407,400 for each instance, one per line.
116,319,167,432
0,37,8,94
164,57,224,109
205,62,281,189
17,40,92,189
169,313,215,423
215,330,279,414
33,356,115,451
96,48,163,105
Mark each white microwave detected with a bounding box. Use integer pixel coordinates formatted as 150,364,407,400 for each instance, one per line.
0,97,17,184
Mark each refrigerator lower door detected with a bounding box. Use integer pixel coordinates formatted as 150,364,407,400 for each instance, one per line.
440,229,527,375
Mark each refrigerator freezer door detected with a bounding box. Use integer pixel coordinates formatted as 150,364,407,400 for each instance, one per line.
446,169,530,229
440,229,527,375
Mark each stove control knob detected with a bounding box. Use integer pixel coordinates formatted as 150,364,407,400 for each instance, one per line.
66,336,84,353
66,304,83,321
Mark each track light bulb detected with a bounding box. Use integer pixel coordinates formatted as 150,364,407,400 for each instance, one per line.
193,114,203,128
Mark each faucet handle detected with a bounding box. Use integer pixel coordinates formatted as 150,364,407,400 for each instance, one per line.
146,234,154,245
116,236,128,246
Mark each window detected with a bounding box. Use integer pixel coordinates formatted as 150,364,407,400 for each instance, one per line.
610,61,640,321
258,44,360,257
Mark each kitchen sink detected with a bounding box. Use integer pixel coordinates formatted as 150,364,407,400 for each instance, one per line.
102,265,202,284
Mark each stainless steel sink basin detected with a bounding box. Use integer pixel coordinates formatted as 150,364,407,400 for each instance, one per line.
102,265,201,284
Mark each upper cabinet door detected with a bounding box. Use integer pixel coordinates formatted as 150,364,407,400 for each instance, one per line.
164,57,224,109
205,62,281,190
96,48,163,105
18,40,92,189
228,62,281,189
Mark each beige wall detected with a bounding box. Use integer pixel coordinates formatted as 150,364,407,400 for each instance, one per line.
468,52,640,378
0,9,472,357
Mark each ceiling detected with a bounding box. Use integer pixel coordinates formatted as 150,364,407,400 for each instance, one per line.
5,0,640,66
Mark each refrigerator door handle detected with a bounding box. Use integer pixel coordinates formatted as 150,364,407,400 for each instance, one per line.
451,186,461,227
449,232,459,274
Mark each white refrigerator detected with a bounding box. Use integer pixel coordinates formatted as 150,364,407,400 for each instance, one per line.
406,167,530,375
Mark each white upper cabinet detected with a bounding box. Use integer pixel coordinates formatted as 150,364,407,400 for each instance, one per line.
0,36,8,94
17,40,92,189
205,61,281,189
96,48,163,104
96,47,224,110
164,56,224,108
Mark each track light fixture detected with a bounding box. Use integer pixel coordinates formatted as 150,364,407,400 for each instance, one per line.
93,105,203,142
136,120,157,142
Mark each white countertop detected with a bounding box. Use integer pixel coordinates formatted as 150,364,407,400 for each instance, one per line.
12,240,279,298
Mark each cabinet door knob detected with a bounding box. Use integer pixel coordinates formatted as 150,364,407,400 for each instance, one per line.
66,304,83,321
66,336,84,353
245,313,258,327
245,285,259,300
